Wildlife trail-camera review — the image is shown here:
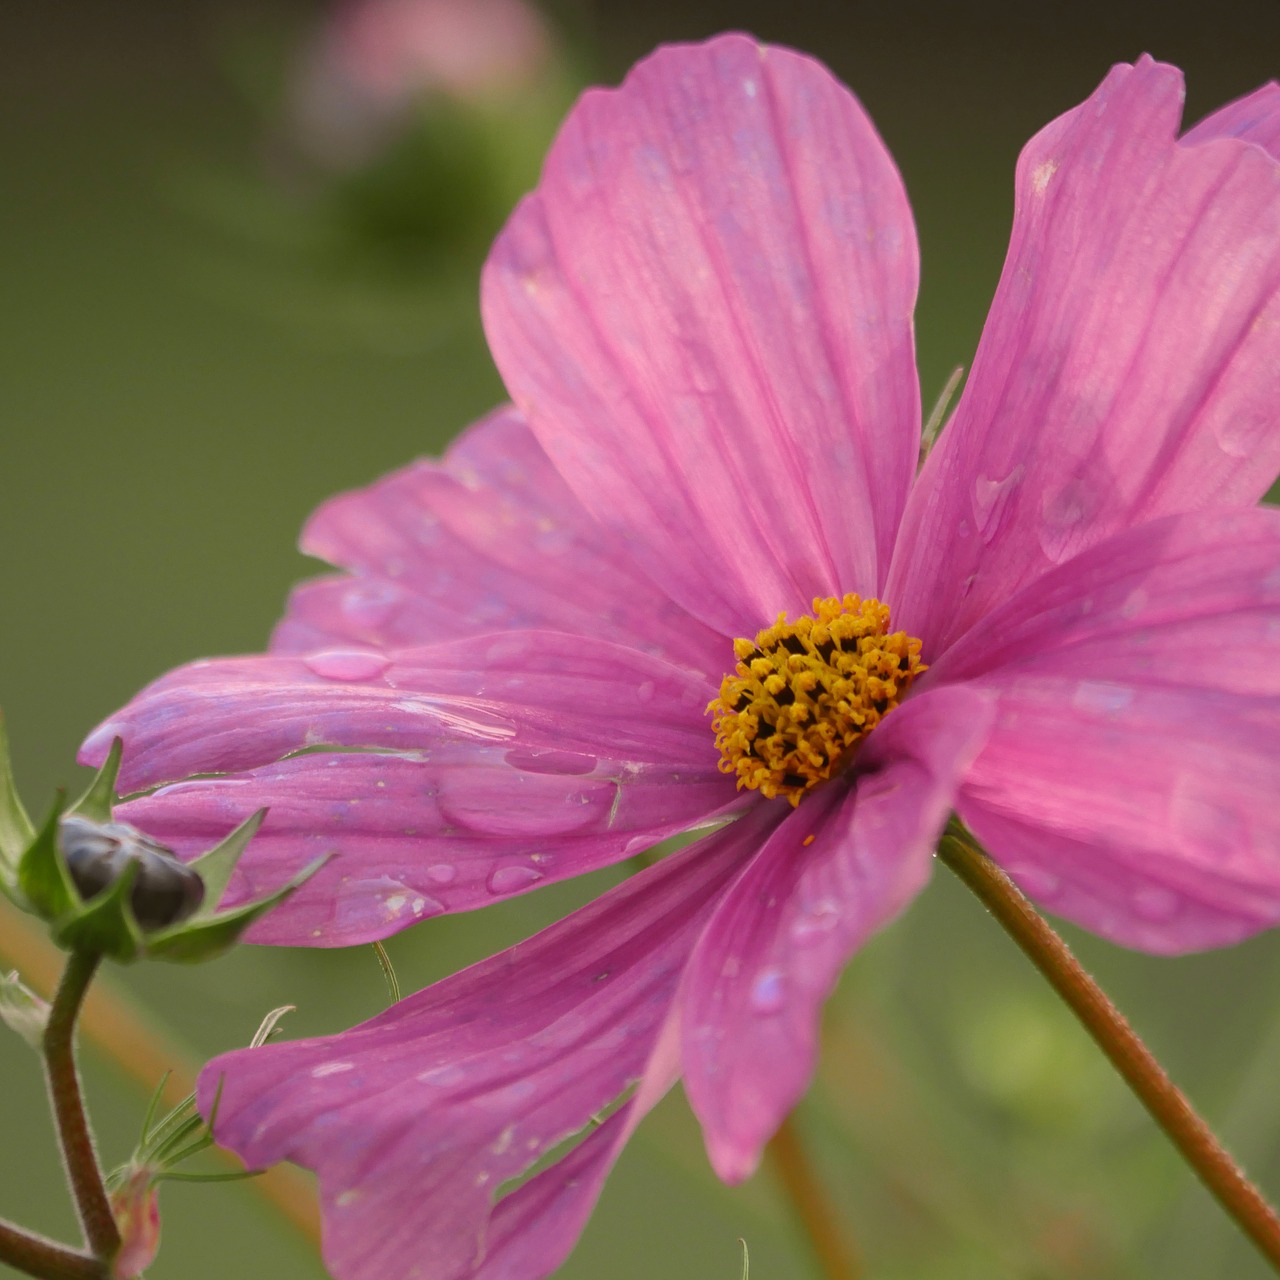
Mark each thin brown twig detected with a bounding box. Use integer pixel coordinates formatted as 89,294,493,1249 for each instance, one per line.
0,1215,105,1280
0,899,320,1248
767,1113,862,1280
938,828,1280,1273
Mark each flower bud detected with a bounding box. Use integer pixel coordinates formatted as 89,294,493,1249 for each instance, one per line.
59,815,204,931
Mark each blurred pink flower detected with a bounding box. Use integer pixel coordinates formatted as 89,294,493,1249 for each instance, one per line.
288,0,553,170
84,37,1280,1280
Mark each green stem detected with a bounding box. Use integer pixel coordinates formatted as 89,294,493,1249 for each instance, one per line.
0,1216,105,1280
938,828,1280,1272
42,950,119,1265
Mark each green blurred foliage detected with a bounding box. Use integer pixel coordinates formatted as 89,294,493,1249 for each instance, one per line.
4,2,1280,1277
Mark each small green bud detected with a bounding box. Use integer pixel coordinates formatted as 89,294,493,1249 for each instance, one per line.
59,815,205,931
2,726,327,964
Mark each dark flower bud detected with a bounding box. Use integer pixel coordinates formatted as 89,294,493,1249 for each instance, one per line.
58,815,204,931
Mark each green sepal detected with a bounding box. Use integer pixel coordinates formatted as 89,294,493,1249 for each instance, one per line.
183,809,266,915
17,795,76,921
51,858,146,963
0,714,34,901
144,853,330,964
0,970,49,1050
68,736,122,824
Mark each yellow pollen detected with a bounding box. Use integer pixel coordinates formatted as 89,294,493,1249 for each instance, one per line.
708,594,926,807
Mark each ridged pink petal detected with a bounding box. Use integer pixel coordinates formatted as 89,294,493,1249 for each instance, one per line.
196,809,776,1280
889,57,1280,656
936,509,1280,953
1184,82,1280,155
81,632,720,793
681,685,994,1181
274,406,728,679
116,749,741,946
483,34,920,637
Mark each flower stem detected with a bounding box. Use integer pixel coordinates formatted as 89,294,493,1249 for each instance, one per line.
768,1114,861,1280
42,949,120,1265
0,899,321,1247
938,828,1280,1271
0,1218,105,1280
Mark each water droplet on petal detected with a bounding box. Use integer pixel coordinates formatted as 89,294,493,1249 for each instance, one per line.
340,582,402,630
749,967,787,1014
1132,885,1180,922
636,681,656,704
504,748,597,776
791,899,841,945
1071,681,1133,716
425,863,457,885
303,650,391,682
1007,864,1061,901
487,864,545,896
417,1063,466,1087
972,466,1024,543
311,1061,354,1078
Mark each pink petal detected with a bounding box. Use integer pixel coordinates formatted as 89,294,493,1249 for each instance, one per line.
681,685,994,1181
483,34,920,638
275,405,728,680
1184,82,1280,156
82,631,721,793
196,809,777,1280
889,57,1280,656
118,748,741,946
938,509,1280,952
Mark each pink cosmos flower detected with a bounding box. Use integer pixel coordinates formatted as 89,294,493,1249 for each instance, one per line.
83,36,1280,1280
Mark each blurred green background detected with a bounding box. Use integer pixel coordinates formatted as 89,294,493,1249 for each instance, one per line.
5,1,1280,1276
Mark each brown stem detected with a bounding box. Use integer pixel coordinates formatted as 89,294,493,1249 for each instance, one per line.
768,1114,862,1280
0,899,320,1246
938,829,1280,1271
42,950,119,1264
0,1218,105,1280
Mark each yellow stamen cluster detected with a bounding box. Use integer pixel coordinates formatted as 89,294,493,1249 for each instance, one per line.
709,594,926,806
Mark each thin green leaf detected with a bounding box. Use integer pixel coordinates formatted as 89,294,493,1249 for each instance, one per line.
139,1072,174,1147
250,1005,295,1049
69,737,122,823
184,809,267,914
372,941,401,1004
0,712,34,882
920,364,966,459
17,795,75,921
155,1168,264,1185
0,970,49,1049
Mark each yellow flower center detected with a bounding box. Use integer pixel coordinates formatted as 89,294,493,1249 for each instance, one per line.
709,594,926,806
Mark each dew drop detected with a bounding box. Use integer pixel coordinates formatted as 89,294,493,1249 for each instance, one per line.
303,650,391,682
340,582,402,630
749,967,787,1014
1071,681,1133,716
504,748,597,776
636,680,656,704
972,465,1024,543
1132,885,1180,922
791,899,841,945
311,1061,354,1078
1007,864,1061,901
417,1063,466,1087
425,863,457,885
487,864,545,895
